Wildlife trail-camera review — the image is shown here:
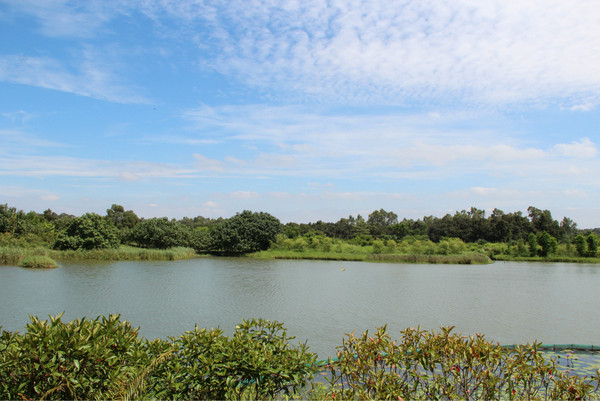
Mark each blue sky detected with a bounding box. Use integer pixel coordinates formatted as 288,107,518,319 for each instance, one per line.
1,1,599,227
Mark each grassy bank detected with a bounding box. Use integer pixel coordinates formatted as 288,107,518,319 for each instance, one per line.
48,246,197,261
492,254,600,263
19,255,58,269
251,249,492,264
0,246,198,266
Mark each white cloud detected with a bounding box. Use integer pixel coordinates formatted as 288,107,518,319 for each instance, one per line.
7,1,599,106
118,172,141,182
230,191,259,199
2,0,124,38
0,129,66,150
0,54,149,104
0,155,196,180
554,138,598,159
182,104,600,194
193,154,226,172
189,0,600,106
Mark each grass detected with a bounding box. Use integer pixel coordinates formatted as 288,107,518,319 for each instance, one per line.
367,253,492,264
48,246,198,262
492,254,600,263
251,249,366,262
250,249,492,264
19,255,58,269
1,246,198,266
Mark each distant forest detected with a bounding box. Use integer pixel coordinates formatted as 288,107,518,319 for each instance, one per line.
1,203,599,256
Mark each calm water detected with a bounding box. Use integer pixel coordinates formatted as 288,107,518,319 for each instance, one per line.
1,258,599,357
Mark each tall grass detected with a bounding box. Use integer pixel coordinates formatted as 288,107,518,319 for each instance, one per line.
1,246,198,266
19,255,58,269
367,253,491,264
252,249,491,264
48,246,197,261
0,246,51,266
251,249,366,262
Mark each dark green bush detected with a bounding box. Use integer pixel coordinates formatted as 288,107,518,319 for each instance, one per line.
54,213,120,250
209,211,282,255
0,314,148,400
127,218,193,249
147,318,317,400
0,316,317,400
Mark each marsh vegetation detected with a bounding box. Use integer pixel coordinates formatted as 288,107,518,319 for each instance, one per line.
1,203,598,265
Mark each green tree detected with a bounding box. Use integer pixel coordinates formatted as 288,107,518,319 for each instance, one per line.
367,209,398,238
537,231,557,257
0,204,27,235
127,218,192,249
527,233,538,257
528,206,560,237
573,235,587,257
209,210,282,255
586,233,599,257
106,204,139,230
54,213,120,250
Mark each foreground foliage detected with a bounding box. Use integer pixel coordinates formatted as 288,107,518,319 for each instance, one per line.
0,315,316,400
2,315,600,400
325,326,600,400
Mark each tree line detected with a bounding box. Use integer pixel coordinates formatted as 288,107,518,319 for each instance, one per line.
1,203,599,257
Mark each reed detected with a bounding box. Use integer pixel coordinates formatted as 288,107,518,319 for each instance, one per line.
252,249,492,264
48,246,198,261
19,255,58,269
0,246,198,265
252,249,366,261
367,253,492,264
0,247,28,265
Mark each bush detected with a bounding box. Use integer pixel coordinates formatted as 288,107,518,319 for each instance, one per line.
371,239,385,254
127,218,193,250
146,318,317,400
209,211,282,255
54,213,120,250
325,326,597,400
0,316,316,400
0,314,148,400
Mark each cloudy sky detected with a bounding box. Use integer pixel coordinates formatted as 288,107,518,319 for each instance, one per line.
1,0,599,226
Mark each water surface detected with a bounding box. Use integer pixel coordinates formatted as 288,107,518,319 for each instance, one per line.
1,258,599,357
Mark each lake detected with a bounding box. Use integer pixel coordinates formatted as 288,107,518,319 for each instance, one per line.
1,258,599,358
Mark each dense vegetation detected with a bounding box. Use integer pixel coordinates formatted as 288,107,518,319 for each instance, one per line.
1,314,598,400
1,203,599,265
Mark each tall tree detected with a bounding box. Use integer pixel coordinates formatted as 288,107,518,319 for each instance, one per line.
54,213,120,250
209,211,282,255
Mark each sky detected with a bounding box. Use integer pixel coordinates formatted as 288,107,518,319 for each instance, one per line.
0,0,599,227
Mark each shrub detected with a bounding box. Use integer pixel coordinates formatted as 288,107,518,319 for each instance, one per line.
325,326,597,400
127,218,192,250
0,314,148,400
209,211,282,255
573,234,587,256
371,240,385,254
54,213,120,250
587,233,599,257
146,318,317,400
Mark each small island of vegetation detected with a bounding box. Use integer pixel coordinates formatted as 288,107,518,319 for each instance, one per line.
1,203,599,267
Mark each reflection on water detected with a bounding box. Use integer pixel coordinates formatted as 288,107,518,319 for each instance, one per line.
1,259,599,357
